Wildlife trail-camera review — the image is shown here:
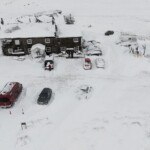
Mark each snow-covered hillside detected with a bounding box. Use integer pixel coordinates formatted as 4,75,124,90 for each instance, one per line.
1,0,150,150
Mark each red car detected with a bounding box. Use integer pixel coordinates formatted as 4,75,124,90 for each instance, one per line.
0,82,23,108
83,58,92,70
44,55,54,71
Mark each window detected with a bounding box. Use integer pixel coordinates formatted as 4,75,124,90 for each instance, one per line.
15,40,20,45
45,38,50,43
73,38,79,43
5,39,12,43
8,48,13,54
14,86,19,93
27,39,32,44
14,47,23,52
46,47,51,52
60,47,66,51
0,98,9,102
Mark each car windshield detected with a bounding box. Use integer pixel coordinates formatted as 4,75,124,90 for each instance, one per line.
85,61,90,65
40,93,48,98
45,60,53,65
0,98,9,102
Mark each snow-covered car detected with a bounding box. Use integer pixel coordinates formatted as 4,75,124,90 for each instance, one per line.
95,58,105,68
87,49,102,56
83,58,92,70
84,40,102,56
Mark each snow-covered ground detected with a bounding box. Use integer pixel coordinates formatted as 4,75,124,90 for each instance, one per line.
1,0,150,150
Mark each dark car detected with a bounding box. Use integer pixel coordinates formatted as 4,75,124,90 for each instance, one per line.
0,82,23,108
105,30,114,36
37,88,52,105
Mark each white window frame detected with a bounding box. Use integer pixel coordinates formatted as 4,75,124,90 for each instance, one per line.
45,38,50,43
46,47,51,52
73,38,79,43
15,40,20,45
8,48,13,54
27,39,32,44
14,47,23,52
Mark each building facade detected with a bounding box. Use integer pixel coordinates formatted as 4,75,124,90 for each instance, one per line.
0,23,82,56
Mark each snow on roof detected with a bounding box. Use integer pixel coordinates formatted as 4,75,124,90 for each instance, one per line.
0,23,55,39
37,15,52,23
16,16,36,23
0,82,16,95
4,18,18,24
58,25,82,38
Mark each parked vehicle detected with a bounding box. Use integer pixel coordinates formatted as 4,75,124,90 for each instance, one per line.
87,49,102,56
105,30,114,36
83,58,92,70
0,82,23,108
37,88,52,105
44,55,54,70
95,58,105,68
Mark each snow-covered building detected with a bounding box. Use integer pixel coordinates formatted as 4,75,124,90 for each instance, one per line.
0,22,82,56
0,23,56,55
57,25,82,53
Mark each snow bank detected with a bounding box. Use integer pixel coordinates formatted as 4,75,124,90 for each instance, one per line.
31,44,45,58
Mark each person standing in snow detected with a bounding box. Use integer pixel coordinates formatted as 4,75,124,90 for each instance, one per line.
136,47,139,55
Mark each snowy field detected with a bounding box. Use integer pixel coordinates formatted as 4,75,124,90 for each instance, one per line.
1,0,150,150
